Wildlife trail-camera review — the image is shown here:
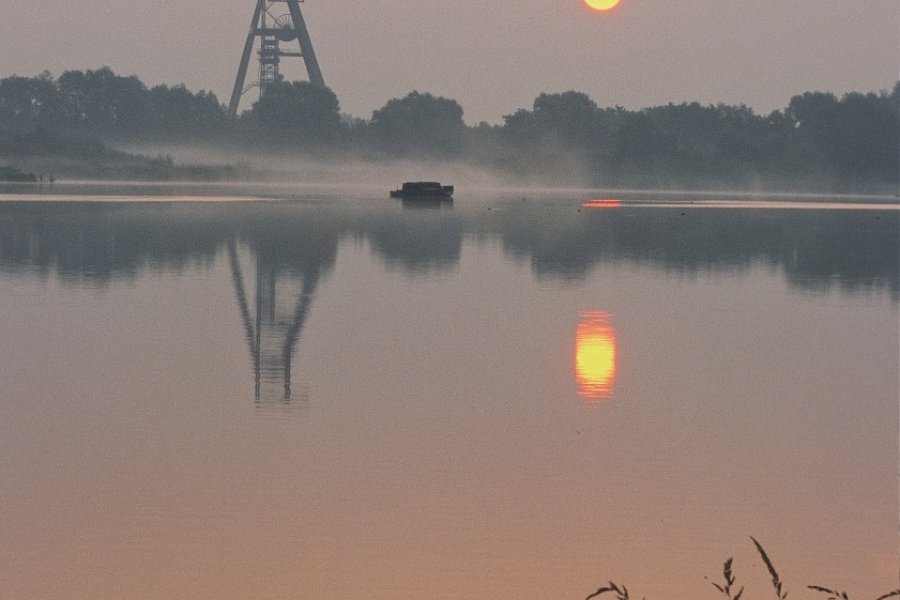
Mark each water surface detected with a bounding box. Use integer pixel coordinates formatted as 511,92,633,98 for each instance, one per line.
0,186,896,598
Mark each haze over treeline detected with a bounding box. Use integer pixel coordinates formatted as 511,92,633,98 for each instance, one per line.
1,67,897,191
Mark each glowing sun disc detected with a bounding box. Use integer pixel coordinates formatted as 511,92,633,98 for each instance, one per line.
584,0,621,11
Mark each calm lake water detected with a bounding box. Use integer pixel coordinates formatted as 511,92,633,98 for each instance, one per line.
0,184,897,599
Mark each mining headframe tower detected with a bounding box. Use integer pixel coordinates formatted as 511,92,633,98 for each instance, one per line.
228,0,326,115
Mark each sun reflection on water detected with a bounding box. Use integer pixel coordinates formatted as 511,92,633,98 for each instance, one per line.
575,312,618,401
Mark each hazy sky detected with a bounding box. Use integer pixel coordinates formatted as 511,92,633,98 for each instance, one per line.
0,0,896,124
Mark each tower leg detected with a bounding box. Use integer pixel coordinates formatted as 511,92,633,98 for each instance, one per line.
285,0,326,88
229,0,265,115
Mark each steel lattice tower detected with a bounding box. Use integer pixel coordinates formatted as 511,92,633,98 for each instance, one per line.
228,0,326,115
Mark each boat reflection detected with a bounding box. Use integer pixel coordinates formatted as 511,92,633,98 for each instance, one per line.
575,312,618,401
400,197,453,210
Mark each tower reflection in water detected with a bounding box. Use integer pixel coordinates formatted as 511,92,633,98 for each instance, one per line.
574,312,618,401
228,238,322,407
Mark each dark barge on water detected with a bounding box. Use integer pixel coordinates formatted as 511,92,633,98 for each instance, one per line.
390,181,454,200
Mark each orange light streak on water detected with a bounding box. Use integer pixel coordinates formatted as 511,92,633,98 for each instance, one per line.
581,199,623,209
574,312,618,401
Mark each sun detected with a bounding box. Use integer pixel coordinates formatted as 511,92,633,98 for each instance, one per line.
584,0,621,11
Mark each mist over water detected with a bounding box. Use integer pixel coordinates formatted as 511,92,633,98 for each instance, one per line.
108,143,582,190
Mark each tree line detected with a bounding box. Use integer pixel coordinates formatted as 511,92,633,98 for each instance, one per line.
0,67,897,189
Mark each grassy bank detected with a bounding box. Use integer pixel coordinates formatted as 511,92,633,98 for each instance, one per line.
588,539,899,600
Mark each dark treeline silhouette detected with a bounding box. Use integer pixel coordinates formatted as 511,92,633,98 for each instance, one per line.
0,67,897,190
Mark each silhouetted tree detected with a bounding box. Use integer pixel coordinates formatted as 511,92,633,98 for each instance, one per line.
781,88,899,184
498,91,609,180
614,112,675,165
0,72,62,133
369,91,466,157
782,91,839,173
500,108,538,146
57,67,150,135
823,91,898,179
147,84,227,140
532,91,599,149
248,80,341,148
